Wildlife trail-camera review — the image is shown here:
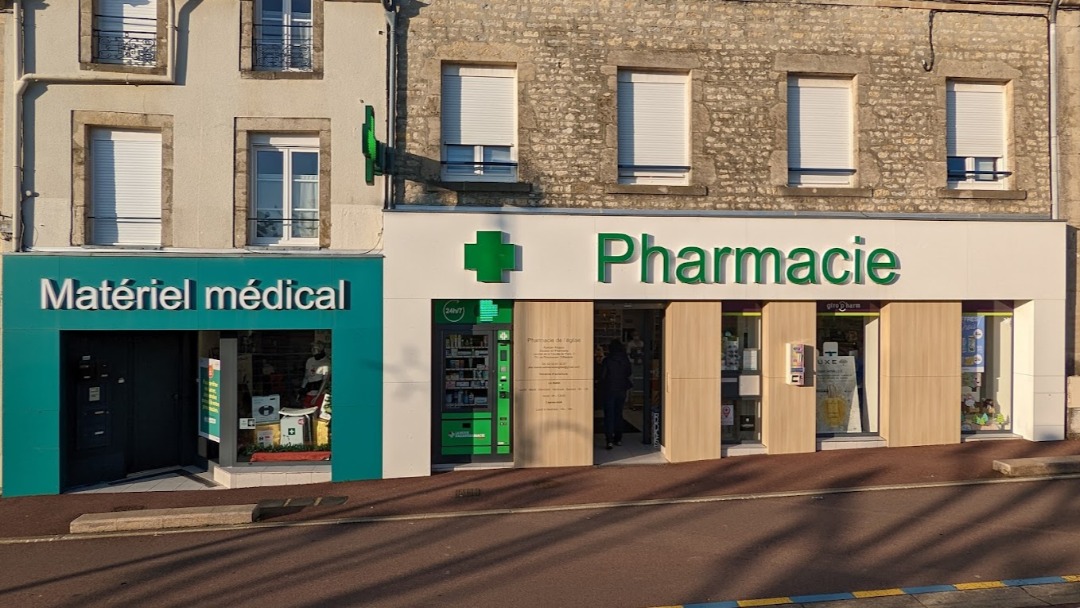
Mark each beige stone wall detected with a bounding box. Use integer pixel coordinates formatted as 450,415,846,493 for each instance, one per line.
11,1,387,250
396,0,1053,215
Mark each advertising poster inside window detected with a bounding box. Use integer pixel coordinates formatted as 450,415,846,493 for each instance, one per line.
816,356,861,433
199,358,222,442
961,316,986,373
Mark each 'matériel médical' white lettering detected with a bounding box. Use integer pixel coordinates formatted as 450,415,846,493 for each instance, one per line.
40,278,348,311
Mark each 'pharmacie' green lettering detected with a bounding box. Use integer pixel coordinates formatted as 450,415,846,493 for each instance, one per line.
597,233,635,282
595,233,899,286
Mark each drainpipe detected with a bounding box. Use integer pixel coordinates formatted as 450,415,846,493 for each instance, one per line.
383,0,397,211
1050,0,1061,221
11,0,178,252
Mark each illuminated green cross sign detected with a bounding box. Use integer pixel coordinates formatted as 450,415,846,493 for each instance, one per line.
465,231,517,283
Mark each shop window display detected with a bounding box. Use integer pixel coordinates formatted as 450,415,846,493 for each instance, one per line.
237,329,332,461
816,307,880,436
961,305,1013,432
721,306,762,444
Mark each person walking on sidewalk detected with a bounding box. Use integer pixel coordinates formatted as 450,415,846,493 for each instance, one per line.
599,339,633,450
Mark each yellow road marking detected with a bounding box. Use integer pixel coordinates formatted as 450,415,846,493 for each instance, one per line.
853,589,904,598
738,599,793,607
955,581,1006,590
1063,575,1080,582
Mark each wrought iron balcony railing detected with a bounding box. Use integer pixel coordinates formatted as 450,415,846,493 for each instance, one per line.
93,15,158,66
253,24,314,71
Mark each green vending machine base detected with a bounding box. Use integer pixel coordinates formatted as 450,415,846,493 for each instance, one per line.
433,300,513,464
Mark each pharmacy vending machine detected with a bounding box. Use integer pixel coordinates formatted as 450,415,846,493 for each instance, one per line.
432,300,513,464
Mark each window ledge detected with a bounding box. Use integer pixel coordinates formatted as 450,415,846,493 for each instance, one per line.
241,70,323,81
778,186,873,198
605,184,707,196
937,188,1027,200
245,245,322,251
437,181,533,193
80,62,166,76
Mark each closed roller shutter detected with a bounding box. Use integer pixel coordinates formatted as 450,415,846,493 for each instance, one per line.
617,71,689,182
441,66,516,146
90,129,162,246
788,76,853,186
947,81,1005,158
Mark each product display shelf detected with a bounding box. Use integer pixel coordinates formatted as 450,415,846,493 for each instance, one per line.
443,335,491,407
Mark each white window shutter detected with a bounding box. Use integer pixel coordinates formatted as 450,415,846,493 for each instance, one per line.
442,66,515,146
97,0,158,33
91,129,162,246
947,82,1005,158
617,72,688,169
788,77,852,182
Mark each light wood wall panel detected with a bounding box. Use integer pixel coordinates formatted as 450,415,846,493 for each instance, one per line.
879,301,961,447
663,301,722,463
761,301,816,454
512,301,593,467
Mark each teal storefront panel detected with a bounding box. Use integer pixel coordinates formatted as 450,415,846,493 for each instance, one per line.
2,254,383,496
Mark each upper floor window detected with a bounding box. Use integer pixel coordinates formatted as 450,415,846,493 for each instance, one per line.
947,81,1008,190
89,128,162,246
441,65,518,182
93,0,158,66
255,0,314,72
617,70,689,185
788,76,854,187
250,135,320,246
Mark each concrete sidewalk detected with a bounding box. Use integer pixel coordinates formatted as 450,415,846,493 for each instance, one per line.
2,438,1080,608
676,578,1080,607
2,438,1080,540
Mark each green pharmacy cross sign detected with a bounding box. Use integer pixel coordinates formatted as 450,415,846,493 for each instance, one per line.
465,231,517,283
361,105,387,185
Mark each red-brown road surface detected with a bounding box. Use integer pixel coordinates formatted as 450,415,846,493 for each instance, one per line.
1,483,1079,607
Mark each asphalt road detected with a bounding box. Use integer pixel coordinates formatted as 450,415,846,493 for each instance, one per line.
2,480,1080,608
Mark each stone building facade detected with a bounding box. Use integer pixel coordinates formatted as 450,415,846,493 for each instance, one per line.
394,0,1060,216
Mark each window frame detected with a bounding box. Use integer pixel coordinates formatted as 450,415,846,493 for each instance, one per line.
616,69,691,186
961,305,1014,434
786,75,856,187
946,80,1010,191
240,0,324,79
249,134,321,247
253,0,315,72
80,0,169,75
440,64,519,183
72,111,174,248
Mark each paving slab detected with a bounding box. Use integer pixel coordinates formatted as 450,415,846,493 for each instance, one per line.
911,587,1046,608
993,456,1080,477
806,595,923,608
1024,582,1080,605
69,504,260,534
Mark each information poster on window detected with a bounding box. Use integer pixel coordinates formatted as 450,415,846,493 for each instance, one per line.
199,358,221,442
723,338,741,371
252,395,281,424
816,356,861,433
721,403,735,426
961,316,986,373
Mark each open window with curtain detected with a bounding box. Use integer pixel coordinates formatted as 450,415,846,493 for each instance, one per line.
249,134,320,246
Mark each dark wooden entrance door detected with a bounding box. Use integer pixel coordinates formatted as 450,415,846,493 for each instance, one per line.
62,331,196,489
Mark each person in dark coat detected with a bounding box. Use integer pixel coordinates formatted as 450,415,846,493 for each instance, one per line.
598,339,633,449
